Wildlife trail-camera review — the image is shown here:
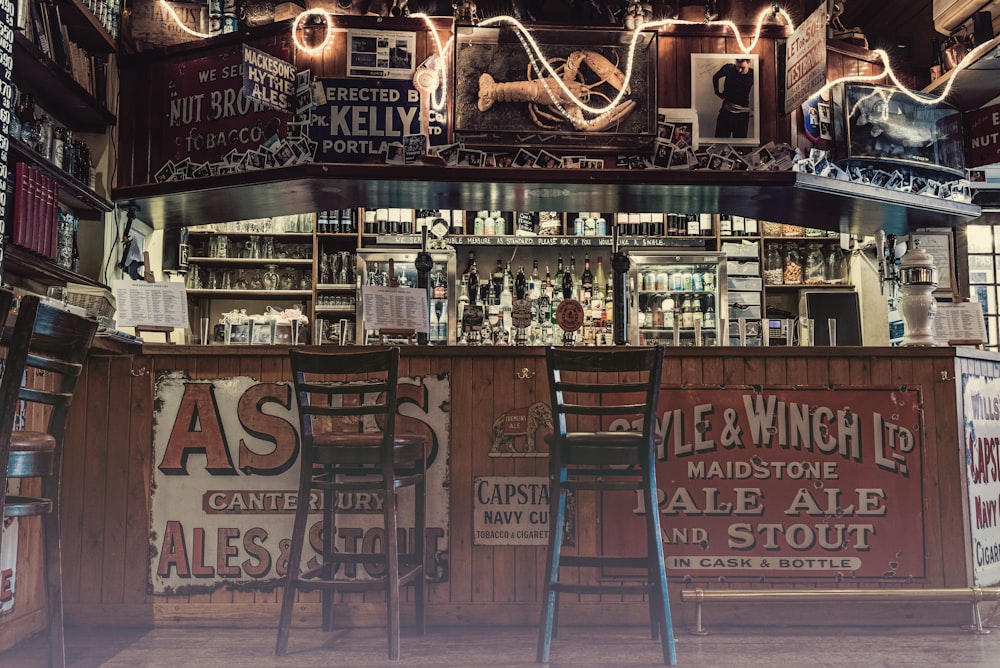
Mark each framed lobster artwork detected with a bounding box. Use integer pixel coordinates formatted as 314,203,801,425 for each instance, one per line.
453,26,657,149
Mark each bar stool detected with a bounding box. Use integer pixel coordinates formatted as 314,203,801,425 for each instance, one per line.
276,346,427,660
537,345,676,665
0,295,100,668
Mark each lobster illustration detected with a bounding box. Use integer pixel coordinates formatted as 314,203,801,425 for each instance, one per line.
477,49,636,132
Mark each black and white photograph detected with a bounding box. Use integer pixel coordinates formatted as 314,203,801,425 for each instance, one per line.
691,53,760,146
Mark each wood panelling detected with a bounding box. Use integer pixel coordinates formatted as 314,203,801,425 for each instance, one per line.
3,344,987,649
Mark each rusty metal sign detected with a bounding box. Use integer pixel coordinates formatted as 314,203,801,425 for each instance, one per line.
962,374,1000,586
602,385,925,580
474,477,551,545
149,372,450,593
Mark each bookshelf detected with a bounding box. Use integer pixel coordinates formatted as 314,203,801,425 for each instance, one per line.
4,0,118,288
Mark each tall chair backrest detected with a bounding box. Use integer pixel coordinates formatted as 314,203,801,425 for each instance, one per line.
546,346,664,465
289,346,401,469
0,296,100,505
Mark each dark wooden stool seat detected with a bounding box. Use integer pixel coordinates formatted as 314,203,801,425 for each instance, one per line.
537,346,677,665
275,346,427,661
0,295,99,668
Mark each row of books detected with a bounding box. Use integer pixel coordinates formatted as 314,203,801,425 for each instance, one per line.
16,0,108,101
11,161,62,260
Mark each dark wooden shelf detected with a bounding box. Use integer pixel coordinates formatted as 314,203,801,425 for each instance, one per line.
55,0,116,54
9,138,113,216
112,165,982,238
12,33,115,132
2,245,108,288
924,34,1000,112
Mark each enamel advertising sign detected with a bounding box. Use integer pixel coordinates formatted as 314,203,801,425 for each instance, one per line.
149,372,450,593
602,386,925,580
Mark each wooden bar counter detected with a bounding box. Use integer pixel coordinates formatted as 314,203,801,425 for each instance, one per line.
3,343,997,647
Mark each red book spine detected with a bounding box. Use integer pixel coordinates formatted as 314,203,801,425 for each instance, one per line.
49,181,60,260
12,162,27,247
26,165,40,252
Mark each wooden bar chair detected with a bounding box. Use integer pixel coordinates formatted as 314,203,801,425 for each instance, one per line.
537,345,676,665
0,295,100,668
276,346,427,660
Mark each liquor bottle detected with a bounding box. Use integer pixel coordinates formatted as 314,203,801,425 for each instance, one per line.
703,297,716,330
719,214,732,237
580,254,594,305
699,213,713,236
593,256,607,314
457,279,469,340
515,265,527,300
538,269,553,328
462,250,478,280
745,217,759,236
732,215,745,236
566,255,577,300
686,214,700,236
603,272,614,329
529,260,541,300
681,295,694,328
500,271,514,335
552,255,565,324
492,258,505,296
930,36,943,81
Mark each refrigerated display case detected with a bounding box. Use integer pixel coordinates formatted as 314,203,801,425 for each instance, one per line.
627,251,727,346
356,249,457,345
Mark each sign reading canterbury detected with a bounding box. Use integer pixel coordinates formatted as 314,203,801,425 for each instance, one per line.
150,372,450,592
602,386,925,579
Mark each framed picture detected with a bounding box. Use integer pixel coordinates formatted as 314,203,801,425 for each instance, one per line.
454,26,656,147
690,53,760,146
251,319,276,345
225,322,251,345
909,230,957,298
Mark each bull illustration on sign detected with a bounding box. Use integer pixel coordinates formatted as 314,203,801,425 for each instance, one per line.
490,402,552,457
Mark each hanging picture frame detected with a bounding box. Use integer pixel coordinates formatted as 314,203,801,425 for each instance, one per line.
690,53,760,146
454,26,657,148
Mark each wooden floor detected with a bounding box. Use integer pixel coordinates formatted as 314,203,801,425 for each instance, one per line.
4,620,1000,667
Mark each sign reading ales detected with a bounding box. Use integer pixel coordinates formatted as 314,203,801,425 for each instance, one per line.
602,386,925,579
149,373,450,592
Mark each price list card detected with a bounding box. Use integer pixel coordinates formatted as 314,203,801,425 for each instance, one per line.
0,0,14,276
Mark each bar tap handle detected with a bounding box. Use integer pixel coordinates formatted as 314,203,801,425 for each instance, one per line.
415,228,433,345
611,228,630,345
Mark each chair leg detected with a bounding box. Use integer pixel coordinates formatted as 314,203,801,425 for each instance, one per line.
322,484,334,633
275,469,315,656
646,470,677,666
414,464,427,636
44,509,66,668
536,469,567,664
384,472,401,660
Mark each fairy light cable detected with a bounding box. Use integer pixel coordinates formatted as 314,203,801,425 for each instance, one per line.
159,0,213,39
292,8,335,55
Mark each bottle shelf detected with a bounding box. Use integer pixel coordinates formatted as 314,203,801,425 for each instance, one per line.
764,282,849,289
188,231,314,238
186,289,313,298
187,257,313,265
316,283,356,291
3,245,107,288
9,137,112,216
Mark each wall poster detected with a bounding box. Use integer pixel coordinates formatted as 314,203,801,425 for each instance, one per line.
691,53,760,147
602,386,925,580
962,374,1000,586
149,373,450,592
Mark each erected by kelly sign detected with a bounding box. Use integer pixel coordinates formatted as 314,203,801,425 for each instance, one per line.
241,44,295,112
602,386,925,580
308,78,421,162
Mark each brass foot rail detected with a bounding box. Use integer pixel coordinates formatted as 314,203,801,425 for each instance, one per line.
680,588,1000,636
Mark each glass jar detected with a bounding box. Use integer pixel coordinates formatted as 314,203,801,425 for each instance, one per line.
804,243,825,284
783,244,803,284
262,264,280,290
825,245,846,284
764,245,783,285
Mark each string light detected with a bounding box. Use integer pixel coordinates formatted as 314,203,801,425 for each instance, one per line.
292,8,335,55
410,13,451,112
158,0,213,39
156,2,991,129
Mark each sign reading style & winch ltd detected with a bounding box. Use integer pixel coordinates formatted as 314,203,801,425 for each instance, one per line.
602,386,925,580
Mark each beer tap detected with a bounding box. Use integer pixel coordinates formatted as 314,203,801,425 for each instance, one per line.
415,228,433,345
611,222,630,346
